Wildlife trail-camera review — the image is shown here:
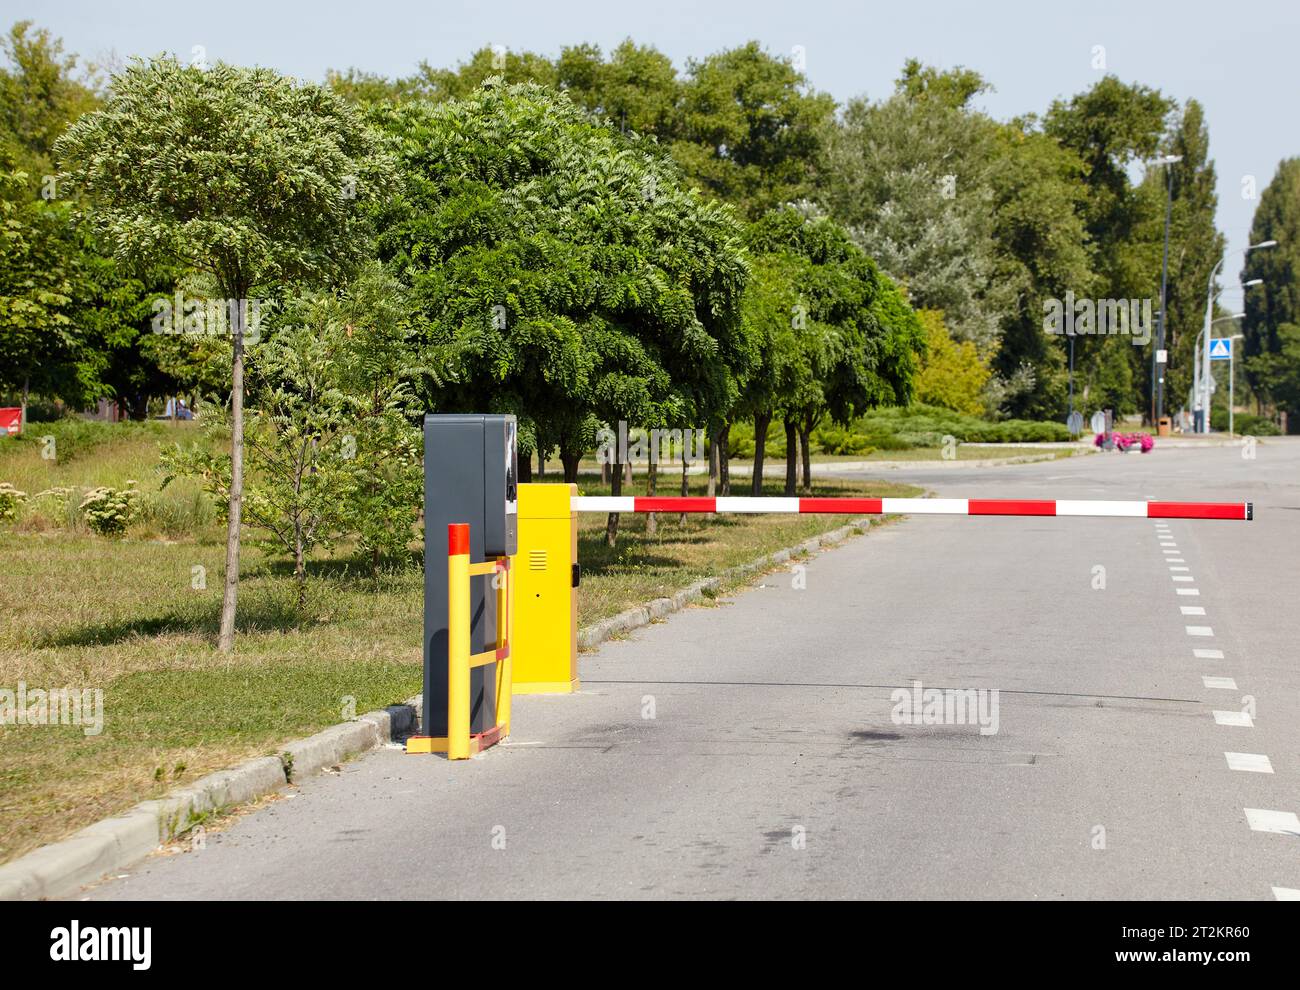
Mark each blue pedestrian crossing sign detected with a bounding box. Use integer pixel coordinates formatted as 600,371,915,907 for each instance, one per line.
1209,338,1232,360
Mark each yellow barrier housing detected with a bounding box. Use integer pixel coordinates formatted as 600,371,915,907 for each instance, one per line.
512,483,580,694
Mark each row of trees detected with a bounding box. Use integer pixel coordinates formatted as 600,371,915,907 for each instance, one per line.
6,23,1295,649
331,43,1234,422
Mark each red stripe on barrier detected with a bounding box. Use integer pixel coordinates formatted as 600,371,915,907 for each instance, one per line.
799,497,884,514
448,522,470,555
635,497,717,513
1147,501,1245,520
968,499,1057,516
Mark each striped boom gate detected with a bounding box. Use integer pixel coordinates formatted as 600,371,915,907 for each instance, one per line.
571,496,1253,521
416,465,1251,762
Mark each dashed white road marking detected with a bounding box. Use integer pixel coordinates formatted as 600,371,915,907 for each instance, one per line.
1160,542,1177,547
1172,575,1195,582
1202,676,1237,690
1169,565,1190,572
1194,648,1224,659
1186,625,1214,637
1274,887,1300,901
1177,588,1201,596
1162,549,1180,555
1214,710,1253,726
1167,557,1186,563
1226,753,1273,773
1181,606,1206,616
1244,809,1300,836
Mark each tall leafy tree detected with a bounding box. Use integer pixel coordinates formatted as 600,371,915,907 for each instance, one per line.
57,58,394,652
1045,76,1173,415
673,42,835,219
556,41,680,138
1152,99,1226,411
1241,158,1300,422
376,81,753,544
821,61,1010,351
743,206,923,493
986,120,1093,419
0,20,99,180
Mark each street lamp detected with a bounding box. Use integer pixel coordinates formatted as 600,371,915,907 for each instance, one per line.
1198,242,1277,433
1146,154,1182,428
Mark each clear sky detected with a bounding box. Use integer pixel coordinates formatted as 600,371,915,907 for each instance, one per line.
16,0,1297,295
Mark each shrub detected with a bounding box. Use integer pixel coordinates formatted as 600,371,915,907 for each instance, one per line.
914,310,990,416
0,482,26,522
79,481,140,536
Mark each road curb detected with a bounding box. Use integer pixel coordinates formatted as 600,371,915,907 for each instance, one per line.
0,699,422,901
577,516,877,650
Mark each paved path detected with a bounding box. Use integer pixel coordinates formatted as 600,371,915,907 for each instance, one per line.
85,439,1300,899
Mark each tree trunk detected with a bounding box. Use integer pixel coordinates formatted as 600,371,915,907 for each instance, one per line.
218,328,245,653
645,458,657,536
20,374,29,430
799,418,813,494
751,412,771,496
784,418,797,496
679,445,689,525
706,427,719,497
518,454,533,483
605,454,623,547
719,422,731,497
294,530,307,614
561,448,581,484
537,448,545,478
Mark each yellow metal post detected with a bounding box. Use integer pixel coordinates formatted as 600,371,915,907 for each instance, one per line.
513,483,580,693
447,523,472,760
494,558,514,734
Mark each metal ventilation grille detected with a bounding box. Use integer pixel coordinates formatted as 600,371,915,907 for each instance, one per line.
528,550,548,571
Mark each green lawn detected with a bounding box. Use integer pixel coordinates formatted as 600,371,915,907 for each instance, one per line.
0,424,919,864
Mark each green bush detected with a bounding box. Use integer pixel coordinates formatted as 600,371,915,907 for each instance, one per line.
79,481,141,536
0,482,26,522
1210,408,1280,435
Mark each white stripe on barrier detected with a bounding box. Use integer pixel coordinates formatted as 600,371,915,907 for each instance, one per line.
882,497,968,514
575,496,635,512
715,496,801,513
1056,500,1146,517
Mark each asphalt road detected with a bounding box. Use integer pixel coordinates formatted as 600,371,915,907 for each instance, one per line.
85,439,1300,900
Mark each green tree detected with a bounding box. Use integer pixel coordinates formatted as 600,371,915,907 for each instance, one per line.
1144,100,1225,413
376,81,753,543
821,61,1010,351
1045,76,1173,416
673,42,835,219
0,163,76,415
57,58,394,651
1241,158,1300,421
986,121,1093,419
915,309,989,415
330,263,424,578
556,41,680,137
0,20,99,180
743,206,923,493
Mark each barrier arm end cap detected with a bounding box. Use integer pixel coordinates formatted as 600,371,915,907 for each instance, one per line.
1247,501,1253,521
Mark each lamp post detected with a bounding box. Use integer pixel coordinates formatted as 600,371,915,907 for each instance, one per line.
1146,155,1181,428
1200,241,1277,433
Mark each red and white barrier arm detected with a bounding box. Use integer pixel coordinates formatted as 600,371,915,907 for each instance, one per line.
571,496,1253,521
